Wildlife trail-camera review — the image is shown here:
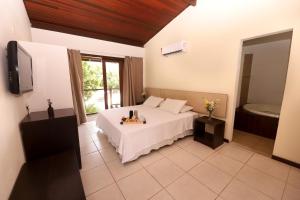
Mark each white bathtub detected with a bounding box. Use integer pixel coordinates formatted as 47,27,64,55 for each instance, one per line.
243,104,281,118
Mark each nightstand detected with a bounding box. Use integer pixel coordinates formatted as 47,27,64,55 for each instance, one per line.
193,116,225,149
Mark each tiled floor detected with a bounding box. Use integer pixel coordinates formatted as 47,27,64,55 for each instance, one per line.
79,121,300,200
233,129,275,157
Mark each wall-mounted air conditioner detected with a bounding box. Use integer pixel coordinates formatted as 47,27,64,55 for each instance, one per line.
161,41,187,56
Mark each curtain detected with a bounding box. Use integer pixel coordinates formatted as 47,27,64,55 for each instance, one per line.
122,56,143,106
67,49,87,124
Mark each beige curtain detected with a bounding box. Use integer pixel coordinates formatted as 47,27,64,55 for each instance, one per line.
122,56,143,106
67,49,87,124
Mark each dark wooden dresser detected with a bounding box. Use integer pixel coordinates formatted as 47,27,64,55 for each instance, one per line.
9,108,85,200
20,108,81,168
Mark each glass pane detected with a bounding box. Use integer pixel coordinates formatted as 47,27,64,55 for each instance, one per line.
82,60,105,114
105,62,121,109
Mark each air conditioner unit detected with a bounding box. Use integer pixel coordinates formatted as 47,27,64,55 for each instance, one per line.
161,41,187,56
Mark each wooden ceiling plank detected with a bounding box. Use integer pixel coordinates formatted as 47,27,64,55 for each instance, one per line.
41,0,161,30
25,2,152,40
31,19,144,47
24,0,195,46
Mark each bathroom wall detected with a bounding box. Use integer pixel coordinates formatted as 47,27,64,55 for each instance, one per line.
243,39,291,106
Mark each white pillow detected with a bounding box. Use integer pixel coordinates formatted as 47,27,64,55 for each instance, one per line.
159,98,187,114
180,105,193,113
143,96,164,108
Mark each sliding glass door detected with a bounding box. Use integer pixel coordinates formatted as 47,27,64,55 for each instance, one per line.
82,55,123,114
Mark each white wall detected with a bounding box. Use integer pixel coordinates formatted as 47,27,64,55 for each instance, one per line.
145,0,300,163
0,0,31,199
19,41,73,112
31,28,146,87
245,39,290,106
31,28,145,58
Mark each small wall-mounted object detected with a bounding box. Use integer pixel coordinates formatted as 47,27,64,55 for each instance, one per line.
161,40,187,56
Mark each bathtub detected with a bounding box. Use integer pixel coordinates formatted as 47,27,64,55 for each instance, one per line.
243,104,281,118
234,104,280,139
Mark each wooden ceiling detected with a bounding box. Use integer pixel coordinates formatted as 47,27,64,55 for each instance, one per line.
24,0,196,47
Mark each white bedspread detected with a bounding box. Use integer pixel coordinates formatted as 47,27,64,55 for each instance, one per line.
96,105,198,163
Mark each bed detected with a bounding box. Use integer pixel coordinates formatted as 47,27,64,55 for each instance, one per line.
96,105,198,163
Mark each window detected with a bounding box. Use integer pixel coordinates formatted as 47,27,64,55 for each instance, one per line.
81,54,123,114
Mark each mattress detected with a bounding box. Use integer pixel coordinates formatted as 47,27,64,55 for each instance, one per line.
96,105,198,163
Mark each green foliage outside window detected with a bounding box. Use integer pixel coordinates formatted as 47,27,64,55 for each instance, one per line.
82,60,120,114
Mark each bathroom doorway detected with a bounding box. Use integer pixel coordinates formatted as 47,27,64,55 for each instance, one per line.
233,30,293,157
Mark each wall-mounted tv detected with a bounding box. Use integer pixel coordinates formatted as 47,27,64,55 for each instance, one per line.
7,41,33,94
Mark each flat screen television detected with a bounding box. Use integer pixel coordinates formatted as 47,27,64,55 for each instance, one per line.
7,41,33,94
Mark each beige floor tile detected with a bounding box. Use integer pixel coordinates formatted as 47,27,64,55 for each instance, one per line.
207,153,244,176
100,146,120,163
80,142,98,155
87,183,125,200
150,190,173,200
181,141,215,160
79,135,94,147
220,179,272,200
138,151,164,167
288,167,300,189
81,165,114,195
159,144,181,156
117,169,162,200
247,153,290,181
219,143,254,163
237,166,285,200
146,158,184,186
107,159,142,180
175,136,194,148
189,162,232,193
166,149,201,171
166,174,217,200
283,184,300,200
81,151,105,171
92,133,112,150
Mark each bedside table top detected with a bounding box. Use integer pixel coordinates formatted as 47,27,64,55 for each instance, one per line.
195,116,225,126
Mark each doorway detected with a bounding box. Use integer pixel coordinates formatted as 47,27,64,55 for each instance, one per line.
81,54,124,114
234,30,293,156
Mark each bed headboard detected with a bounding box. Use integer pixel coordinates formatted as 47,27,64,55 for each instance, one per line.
145,87,228,119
